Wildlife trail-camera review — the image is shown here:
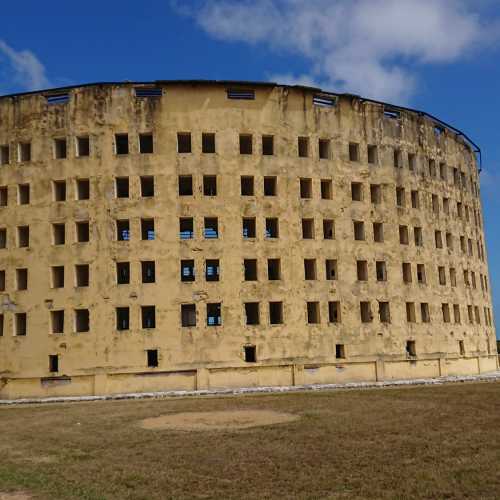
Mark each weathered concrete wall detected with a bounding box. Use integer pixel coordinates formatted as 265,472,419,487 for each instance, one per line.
0,82,496,398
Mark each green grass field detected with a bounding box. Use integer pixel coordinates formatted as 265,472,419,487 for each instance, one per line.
1,382,500,499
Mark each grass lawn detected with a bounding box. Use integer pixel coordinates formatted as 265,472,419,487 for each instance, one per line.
1,382,500,499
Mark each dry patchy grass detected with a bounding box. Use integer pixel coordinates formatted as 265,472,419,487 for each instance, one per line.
1,382,500,499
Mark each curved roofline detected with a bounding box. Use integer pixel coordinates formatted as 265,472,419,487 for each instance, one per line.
0,79,482,171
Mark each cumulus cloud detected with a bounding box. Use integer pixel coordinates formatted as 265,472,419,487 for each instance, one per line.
0,40,50,91
176,0,495,102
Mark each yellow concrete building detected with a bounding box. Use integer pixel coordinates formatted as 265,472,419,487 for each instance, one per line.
0,81,496,399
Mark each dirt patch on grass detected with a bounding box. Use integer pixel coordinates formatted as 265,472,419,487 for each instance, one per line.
0,493,32,500
140,410,300,431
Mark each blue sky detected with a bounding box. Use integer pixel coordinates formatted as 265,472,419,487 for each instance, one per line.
1,0,500,335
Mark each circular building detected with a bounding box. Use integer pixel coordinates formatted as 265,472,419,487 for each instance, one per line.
0,81,496,399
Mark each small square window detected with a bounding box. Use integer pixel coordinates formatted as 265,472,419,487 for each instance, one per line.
301,219,314,239
360,302,372,323
203,175,217,196
202,133,216,154
49,354,59,372
204,217,218,239
406,340,416,357
75,309,90,333
244,259,258,281
140,176,155,197
242,217,256,239
206,259,220,282
0,228,6,249
17,226,29,248
370,184,381,204
76,221,89,243
267,258,281,280
300,178,312,199
141,219,155,241
181,304,196,327
325,259,337,280
264,176,277,196
116,307,130,331
266,218,279,239
181,260,195,282
51,266,64,289
269,302,283,324
54,138,67,159
18,142,31,162
357,260,368,281
0,145,9,165
116,262,130,285
51,311,64,334
115,134,129,155
373,222,384,243
367,145,377,164
351,182,363,202
76,179,90,200
307,302,320,324
0,186,7,206
75,264,89,287
15,312,27,336
329,302,341,324
76,136,90,157
147,349,158,367
318,139,330,159
244,344,257,362
335,343,345,358
142,261,155,284
304,259,317,280
141,306,156,329
353,221,365,241
376,261,387,282
139,133,153,154
239,134,252,154
52,223,65,245
16,268,28,290
245,302,260,325
179,217,194,240
321,179,332,199
262,135,274,155
298,137,309,157
349,143,359,161
53,181,66,202
179,175,193,196
241,176,254,196
207,303,222,326
116,177,129,198
18,184,30,205
177,133,191,153
116,220,130,241
323,219,334,240
399,225,409,245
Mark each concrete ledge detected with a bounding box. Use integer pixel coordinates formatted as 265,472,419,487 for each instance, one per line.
1,370,499,406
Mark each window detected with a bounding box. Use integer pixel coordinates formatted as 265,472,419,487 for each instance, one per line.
406,302,416,323
259,175,276,198
440,162,447,181
76,136,90,157
367,145,377,164
349,143,359,162
351,182,363,202
116,177,129,198
429,159,436,178
370,184,381,204
75,309,90,333
450,267,457,287
16,268,27,290
399,225,409,245
15,312,27,336
396,187,405,207
411,190,419,209
406,341,416,357
353,221,365,241
335,344,345,359
206,259,220,282
446,232,453,250
178,175,193,196
207,303,222,326
373,222,384,243
435,230,443,249
139,133,153,154
51,266,64,289
393,149,402,168
432,194,439,214
360,302,372,323
307,302,320,324
325,259,337,280
443,197,449,215
402,263,412,283
379,302,391,323
116,307,130,331
298,137,309,157
241,176,254,196
0,186,7,206
147,349,159,368
453,304,461,324
357,260,368,281
54,138,67,159
300,178,312,199
268,258,281,280
140,261,155,284
245,303,260,325
323,219,334,240
408,153,416,171
442,303,451,323
468,305,474,324
177,132,191,153
202,133,216,153
116,220,130,241
329,302,341,323
181,259,195,283
416,264,426,284
0,270,4,291
76,179,90,200
179,218,194,240
0,228,6,249
75,264,89,287
266,218,279,239
241,344,256,363
17,226,29,247
18,142,31,162
0,314,3,336
227,88,255,100
0,145,9,165
52,223,65,245
301,219,314,239
140,176,155,197
318,139,330,159
53,181,65,202
244,259,258,281
181,304,196,327
414,227,423,247
459,340,465,356
239,134,252,154
242,217,256,238
262,135,274,155
141,219,155,240
204,217,218,239
304,259,317,280
115,134,129,155
16,184,31,206
141,306,156,329
321,179,332,199
49,355,59,373
116,262,130,284
420,302,431,323
438,266,446,285
51,311,64,334
269,302,283,324
203,175,217,196
376,261,387,282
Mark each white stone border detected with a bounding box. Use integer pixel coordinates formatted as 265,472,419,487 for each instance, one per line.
1,371,500,406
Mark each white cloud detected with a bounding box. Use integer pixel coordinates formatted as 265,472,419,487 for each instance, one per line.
179,0,495,103
0,40,50,91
